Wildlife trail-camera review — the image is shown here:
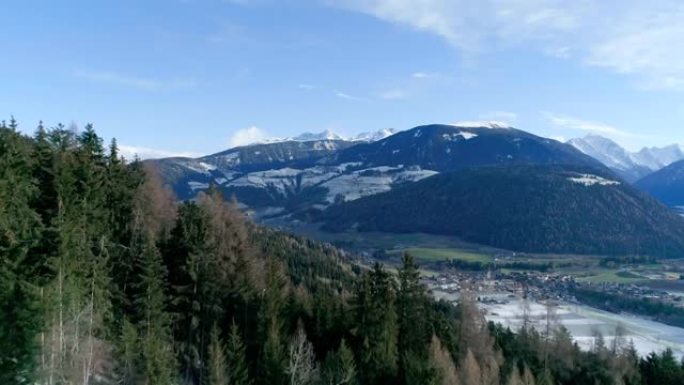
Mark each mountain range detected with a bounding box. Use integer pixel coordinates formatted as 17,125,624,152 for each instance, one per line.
567,135,684,182
260,128,398,144
636,159,684,207
149,123,684,257
151,123,606,206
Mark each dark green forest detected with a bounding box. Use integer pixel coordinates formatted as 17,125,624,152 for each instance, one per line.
318,165,684,258
2,118,684,384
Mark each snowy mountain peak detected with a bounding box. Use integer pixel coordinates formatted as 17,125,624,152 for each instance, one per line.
352,128,398,142
567,134,684,182
252,128,399,146
450,120,512,129
292,129,344,142
567,135,633,171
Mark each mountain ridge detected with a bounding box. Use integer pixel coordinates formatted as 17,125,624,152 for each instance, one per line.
636,159,684,207
567,134,684,182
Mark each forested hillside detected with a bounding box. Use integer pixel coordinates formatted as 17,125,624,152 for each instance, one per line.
318,165,684,258
2,119,684,385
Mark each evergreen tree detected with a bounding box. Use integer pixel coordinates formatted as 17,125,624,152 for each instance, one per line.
321,339,357,385
0,127,44,384
226,321,252,385
165,202,209,384
259,257,289,385
136,237,177,385
354,263,399,385
208,325,229,385
397,253,436,385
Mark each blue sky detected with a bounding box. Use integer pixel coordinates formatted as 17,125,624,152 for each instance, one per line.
2,0,684,157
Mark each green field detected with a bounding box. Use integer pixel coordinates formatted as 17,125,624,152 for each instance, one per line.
402,247,493,263
578,270,646,284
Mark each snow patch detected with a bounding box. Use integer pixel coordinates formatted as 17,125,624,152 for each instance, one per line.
321,166,438,204
568,174,620,186
442,132,478,141
188,181,209,191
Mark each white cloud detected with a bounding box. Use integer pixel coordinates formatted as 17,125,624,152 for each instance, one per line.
546,113,633,138
378,89,407,100
229,126,270,147
332,0,684,90
335,91,366,101
75,70,197,91
332,0,585,51
585,5,684,90
412,71,441,79
118,145,199,160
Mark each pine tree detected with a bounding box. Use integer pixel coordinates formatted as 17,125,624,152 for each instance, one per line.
165,202,209,384
115,318,140,385
321,339,357,385
259,257,289,385
398,253,435,385
208,325,229,385
226,321,252,385
355,263,399,385
136,236,177,385
0,127,44,384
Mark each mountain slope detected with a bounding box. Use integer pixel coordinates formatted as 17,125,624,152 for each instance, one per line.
151,139,356,200
636,159,684,207
568,135,683,182
632,144,684,171
317,165,684,257
329,124,606,172
152,124,610,208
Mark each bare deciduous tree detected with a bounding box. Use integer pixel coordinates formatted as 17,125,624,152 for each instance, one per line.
287,325,318,385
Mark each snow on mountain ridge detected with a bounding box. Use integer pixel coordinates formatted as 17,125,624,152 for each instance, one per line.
450,120,512,129
249,128,399,146
568,134,684,181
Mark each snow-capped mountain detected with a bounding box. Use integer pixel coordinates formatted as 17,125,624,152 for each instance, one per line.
352,128,398,142
147,123,684,257
631,145,684,171
450,120,512,129
257,128,399,146
567,135,684,182
291,129,344,142
151,123,607,213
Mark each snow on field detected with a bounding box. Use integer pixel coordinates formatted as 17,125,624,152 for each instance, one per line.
229,168,303,193
433,290,684,358
567,174,621,186
321,166,438,203
221,163,438,204
212,151,240,166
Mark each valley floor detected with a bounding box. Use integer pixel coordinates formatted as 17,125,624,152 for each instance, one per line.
433,289,684,358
